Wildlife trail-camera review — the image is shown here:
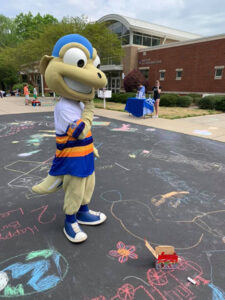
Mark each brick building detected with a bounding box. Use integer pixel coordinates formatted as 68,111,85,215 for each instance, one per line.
98,14,201,93
138,35,225,94
24,14,225,96
99,14,225,95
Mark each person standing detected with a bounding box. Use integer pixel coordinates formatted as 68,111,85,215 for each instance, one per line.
33,86,38,100
137,83,146,99
152,80,162,118
24,84,30,105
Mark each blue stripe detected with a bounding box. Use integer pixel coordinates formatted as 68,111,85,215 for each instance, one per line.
49,153,94,177
56,132,67,137
56,136,93,150
72,122,85,138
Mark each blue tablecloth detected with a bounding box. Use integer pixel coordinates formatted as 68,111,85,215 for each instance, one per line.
125,98,154,117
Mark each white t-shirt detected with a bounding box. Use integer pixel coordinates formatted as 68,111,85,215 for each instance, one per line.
54,97,85,135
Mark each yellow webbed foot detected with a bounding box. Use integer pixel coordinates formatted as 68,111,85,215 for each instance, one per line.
32,175,63,194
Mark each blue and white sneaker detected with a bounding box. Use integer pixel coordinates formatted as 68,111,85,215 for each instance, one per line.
76,205,107,225
63,215,87,243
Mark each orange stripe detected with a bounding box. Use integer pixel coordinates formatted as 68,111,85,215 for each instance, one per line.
55,144,93,157
67,127,74,137
56,136,70,144
85,131,92,138
76,119,83,125
56,131,92,144
64,148,93,157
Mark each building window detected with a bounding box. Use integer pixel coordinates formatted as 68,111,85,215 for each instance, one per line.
133,33,142,45
152,37,160,46
139,68,149,79
159,70,165,81
121,35,130,45
133,32,161,47
176,69,183,80
214,66,224,79
143,36,152,46
107,21,130,45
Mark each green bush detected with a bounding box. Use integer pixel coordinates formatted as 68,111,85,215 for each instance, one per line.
192,97,201,106
215,96,225,111
160,94,178,106
186,93,200,99
12,82,34,94
176,96,193,107
198,96,223,109
109,92,136,103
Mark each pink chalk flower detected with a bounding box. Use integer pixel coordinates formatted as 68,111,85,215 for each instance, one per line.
109,241,138,263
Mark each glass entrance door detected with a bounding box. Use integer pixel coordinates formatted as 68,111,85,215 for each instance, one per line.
111,77,120,93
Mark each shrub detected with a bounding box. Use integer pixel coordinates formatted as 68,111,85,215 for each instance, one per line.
192,97,201,106
198,96,223,109
109,92,136,103
12,82,34,94
176,96,193,107
187,93,200,99
160,94,178,106
215,96,225,111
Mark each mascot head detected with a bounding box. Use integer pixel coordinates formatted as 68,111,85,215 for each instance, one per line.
40,34,107,102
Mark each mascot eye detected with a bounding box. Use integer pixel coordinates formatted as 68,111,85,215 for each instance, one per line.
93,55,101,69
63,48,87,68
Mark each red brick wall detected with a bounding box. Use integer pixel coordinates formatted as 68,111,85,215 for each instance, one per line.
138,38,225,93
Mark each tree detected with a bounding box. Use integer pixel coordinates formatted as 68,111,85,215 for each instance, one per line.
0,14,123,88
82,22,123,61
0,15,17,47
14,12,58,41
13,19,123,69
123,69,149,92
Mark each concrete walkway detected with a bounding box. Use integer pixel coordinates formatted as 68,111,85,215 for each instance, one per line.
1,96,225,143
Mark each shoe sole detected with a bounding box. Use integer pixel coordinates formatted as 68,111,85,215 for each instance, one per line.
63,228,87,243
77,215,107,226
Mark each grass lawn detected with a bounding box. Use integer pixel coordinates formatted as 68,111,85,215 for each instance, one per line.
94,99,222,119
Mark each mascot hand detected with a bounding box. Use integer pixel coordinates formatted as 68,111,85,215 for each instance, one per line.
78,100,94,140
93,146,99,158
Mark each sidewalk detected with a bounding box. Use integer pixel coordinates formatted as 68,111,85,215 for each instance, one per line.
0,96,55,115
1,96,225,143
95,108,225,143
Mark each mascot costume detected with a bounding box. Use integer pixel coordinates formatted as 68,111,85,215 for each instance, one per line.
32,34,107,243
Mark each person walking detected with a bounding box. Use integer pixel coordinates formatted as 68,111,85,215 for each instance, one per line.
23,84,30,105
152,80,162,118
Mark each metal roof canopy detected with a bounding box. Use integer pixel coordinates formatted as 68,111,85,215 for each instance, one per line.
98,14,202,41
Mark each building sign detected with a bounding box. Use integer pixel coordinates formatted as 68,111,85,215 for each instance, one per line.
139,58,162,65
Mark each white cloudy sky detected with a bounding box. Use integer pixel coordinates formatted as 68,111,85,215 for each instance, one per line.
1,0,225,36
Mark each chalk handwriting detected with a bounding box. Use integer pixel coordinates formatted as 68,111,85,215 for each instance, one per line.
0,205,56,242
0,208,24,220
31,205,56,225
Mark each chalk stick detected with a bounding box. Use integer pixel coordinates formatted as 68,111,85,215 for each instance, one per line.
187,277,196,285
